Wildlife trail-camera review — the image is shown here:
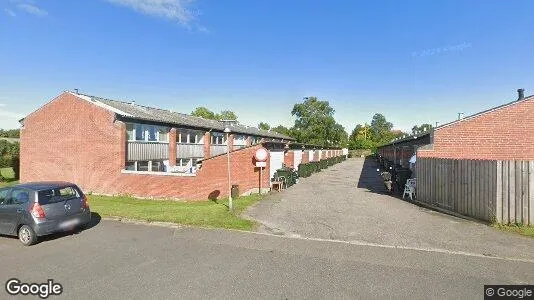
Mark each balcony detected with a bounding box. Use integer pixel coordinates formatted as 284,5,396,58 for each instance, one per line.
127,142,169,161
210,145,228,156
177,143,204,158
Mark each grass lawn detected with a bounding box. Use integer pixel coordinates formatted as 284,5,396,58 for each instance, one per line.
88,194,264,231
0,167,18,188
494,224,534,238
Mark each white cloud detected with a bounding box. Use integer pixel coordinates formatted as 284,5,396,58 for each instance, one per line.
0,104,5,107
17,3,48,17
4,8,16,17
106,0,200,27
0,107,24,129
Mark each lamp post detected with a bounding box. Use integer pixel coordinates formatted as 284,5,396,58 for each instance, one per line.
224,127,232,212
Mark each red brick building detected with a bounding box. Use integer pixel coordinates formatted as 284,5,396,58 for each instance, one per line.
19,91,288,200
377,89,534,163
20,91,343,200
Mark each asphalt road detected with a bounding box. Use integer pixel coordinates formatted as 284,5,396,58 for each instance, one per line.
245,158,534,262
0,219,533,300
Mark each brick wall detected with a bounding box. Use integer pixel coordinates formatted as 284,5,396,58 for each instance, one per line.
302,151,309,164
21,92,124,191
419,98,534,160
21,92,270,200
284,151,294,168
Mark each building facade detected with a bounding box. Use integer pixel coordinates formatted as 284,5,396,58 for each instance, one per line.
20,91,344,200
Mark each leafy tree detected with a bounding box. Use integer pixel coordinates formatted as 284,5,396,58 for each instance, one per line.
348,123,375,150
0,129,20,138
370,113,394,144
411,123,433,135
191,107,238,121
0,140,19,180
270,125,293,137
291,96,346,147
218,110,238,121
258,122,270,131
191,107,218,120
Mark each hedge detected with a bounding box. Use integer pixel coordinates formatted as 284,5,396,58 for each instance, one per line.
297,155,347,178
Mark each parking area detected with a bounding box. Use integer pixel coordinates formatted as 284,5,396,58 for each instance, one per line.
245,158,534,261
1,219,534,299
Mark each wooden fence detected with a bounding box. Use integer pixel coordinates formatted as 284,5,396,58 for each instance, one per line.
417,158,533,225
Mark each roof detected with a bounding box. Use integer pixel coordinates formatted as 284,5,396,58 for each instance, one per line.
11,181,78,191
377,93,534,149
74,92,294,140
435,94,534,130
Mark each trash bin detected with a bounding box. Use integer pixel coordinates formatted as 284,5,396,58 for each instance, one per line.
231,185,239,199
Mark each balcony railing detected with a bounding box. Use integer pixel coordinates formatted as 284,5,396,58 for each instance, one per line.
127,142,169,161
177,143,204,159
210,145,228,156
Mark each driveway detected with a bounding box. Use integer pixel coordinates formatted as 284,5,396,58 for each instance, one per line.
0,220,533,299
245,158,534,261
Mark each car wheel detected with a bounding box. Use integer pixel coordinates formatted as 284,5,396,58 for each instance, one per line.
18,225,37,246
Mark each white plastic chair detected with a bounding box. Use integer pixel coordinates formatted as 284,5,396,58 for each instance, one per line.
403,178,416,200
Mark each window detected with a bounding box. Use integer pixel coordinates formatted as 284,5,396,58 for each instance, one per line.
11,189,30,204
137,161,149,172
177,158,202,167
0,188,10,205
126,123,135,140
158,128,169,142
125,162,136,171
179,129,204,144
151,161,166,172
38,187,80,205
211,132,226,145
135,124,145,141
128,123,169,142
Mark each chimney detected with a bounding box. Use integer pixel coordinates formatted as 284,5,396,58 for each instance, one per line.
518,88,525,100
74,88,79,94
131,101,136,105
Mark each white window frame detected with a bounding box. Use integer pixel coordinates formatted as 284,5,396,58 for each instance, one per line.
127,123,170,143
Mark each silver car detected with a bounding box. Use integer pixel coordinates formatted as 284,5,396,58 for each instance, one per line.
0,182,91,246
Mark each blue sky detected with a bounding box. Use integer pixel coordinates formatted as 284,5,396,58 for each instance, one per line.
1,0,534,133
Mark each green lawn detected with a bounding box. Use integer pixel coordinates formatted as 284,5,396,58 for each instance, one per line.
0,168,17,188
88,194,263,231
494,224,534,238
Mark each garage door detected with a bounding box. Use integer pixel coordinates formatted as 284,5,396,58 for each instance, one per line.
269,150,284,180
293,150,302,169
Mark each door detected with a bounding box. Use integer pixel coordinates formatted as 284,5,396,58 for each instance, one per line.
0,188,28,235
269,150,284,181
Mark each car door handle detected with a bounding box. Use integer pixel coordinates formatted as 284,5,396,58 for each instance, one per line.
16,209,23,214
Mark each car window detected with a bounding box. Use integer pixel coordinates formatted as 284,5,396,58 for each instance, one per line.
0,188,11,205
38,186,80,205
11,189,30,205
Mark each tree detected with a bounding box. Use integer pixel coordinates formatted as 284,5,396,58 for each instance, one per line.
411,123,433,135
370,113,394,144
258,122,270,131
0,140,19,180
191,107,238,121
0,129,20,138
191,107,218,120
291,96,344,147
271,125,293,137
348,123,375,150
218,110,238,121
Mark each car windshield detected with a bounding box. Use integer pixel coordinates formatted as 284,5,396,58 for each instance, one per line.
37,186,80,205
